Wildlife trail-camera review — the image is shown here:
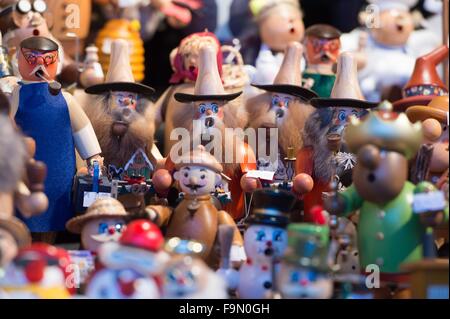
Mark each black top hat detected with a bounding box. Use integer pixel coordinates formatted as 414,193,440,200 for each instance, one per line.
248,188,297,228
251,84,318,102
84,39,155,97
20,36,58,52
174,91,242,103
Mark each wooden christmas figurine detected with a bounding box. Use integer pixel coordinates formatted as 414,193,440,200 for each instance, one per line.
146,145,245,269
303,24,341,98
10,36,102,238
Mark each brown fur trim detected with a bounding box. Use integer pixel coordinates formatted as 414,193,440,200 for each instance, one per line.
302,109,334,182
84,95,156,168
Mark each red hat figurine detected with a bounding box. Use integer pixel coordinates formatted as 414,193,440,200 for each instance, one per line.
393,45,449,112
119,219,164,252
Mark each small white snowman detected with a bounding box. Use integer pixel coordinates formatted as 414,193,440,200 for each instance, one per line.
237,189,297,299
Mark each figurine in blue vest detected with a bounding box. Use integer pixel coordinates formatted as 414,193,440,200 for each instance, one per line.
9,36,102,242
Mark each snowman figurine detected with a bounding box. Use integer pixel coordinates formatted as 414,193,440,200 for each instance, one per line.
161,237,228,299
237,188,297,299
86,219,169,299
277,220,333,299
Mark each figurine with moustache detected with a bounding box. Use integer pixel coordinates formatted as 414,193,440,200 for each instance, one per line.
84,39,162,183
146,145,246,269
9,36,102,239
299,52,378,221
246,42,316,199
155,44,256,221
303,24,341,98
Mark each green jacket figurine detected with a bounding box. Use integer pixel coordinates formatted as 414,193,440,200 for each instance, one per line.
325,102,449,284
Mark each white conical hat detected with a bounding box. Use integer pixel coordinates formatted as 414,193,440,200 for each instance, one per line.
174,44,242,102
367,0,419,11
252,42,318,101
310,52,378,108
85,39,154,96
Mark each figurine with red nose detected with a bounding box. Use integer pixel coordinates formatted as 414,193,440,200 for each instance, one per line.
66,198,128,254
10,36,102,239
84,39,162,183
0,243,75,298
298,52,378,221
237,188,297,299
86,219,169,299
157,44,256,220
246,42,316,198
249,0,305,85
303,24,341,98
0,0,70,78
147,145,245,269
324,102,449,298
156,31,225,156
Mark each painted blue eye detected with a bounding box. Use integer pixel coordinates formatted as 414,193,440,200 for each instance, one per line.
199,104,206,114
290,271,299,282
256,230,266,241
211,103,219,113
284,98,290,108
272,97,280,106
273,230,283,242
98,223,108,234
338,111,346,122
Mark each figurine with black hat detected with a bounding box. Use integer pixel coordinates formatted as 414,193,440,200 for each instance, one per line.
303,24,342,98
245,41,315,199
8,36,102,240
83,39,163,185
237,188,297,299
157,43,258,221
298,52,378,221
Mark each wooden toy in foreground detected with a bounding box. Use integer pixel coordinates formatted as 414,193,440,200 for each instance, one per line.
10,36,102,238
86,219,169,299
146,145,245,269
0,243,75,298
324,101,449,298
66,197,128,254
299,52,378,221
